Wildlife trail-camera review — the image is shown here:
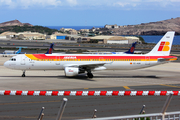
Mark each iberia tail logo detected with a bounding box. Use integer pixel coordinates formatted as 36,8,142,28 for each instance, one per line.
158,41,170,51
130,47,135,52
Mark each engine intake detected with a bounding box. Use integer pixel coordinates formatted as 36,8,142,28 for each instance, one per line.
64,67,79,77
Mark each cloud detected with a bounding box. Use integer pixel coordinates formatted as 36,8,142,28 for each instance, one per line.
115,2,137,7
170,0,180,1
0,0,180,10
19,0,62,8
0,0,16,8
113,0,180,10
0,0,62,9
66,0,77,6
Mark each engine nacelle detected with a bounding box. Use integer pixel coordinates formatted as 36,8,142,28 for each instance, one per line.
64,67,79,77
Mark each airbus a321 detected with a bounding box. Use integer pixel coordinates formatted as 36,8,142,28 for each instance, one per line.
4,31,177,78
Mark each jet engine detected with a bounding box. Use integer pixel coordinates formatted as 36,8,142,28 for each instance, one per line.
64,67,79,77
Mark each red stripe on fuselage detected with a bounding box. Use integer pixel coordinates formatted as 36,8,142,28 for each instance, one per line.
31,54,176,60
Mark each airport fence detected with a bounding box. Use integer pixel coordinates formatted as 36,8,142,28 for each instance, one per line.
78,94,180,120
0,90,180,96
35,93,180,120
78,111,180,120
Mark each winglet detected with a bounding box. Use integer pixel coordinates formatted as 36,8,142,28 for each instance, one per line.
147,31,175,56
45,43,54,54
124,42,137,54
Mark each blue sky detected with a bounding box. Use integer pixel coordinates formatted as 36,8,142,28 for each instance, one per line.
0,0,180,26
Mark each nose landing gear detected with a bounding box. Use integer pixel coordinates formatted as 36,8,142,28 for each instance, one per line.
22,70,26,77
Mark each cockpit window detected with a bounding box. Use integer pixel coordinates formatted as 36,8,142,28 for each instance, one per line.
9,58,16,61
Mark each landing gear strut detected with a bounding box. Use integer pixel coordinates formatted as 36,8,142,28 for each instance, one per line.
22,70,26,77
87,72,93,78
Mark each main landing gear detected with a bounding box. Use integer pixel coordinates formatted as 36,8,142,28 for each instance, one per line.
87,72,93,78
22,70,26,77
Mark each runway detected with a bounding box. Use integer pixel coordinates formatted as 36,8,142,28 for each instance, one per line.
0,56,180,120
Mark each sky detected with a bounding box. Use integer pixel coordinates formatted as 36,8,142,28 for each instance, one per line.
0,0,180,26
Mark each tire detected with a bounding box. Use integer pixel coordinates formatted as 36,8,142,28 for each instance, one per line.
87,72,93,78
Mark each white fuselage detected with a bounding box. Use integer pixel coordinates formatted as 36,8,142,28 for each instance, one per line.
3,54,170,71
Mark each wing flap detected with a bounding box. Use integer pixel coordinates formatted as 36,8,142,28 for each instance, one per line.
63,62,112,70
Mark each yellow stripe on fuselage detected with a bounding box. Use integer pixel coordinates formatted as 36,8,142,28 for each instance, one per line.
25,54,38,60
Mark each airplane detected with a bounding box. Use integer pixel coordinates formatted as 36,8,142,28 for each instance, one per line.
45,43,54,54
123,42,137,54
2,47,26,54
44,43,65,54
83,42,137,54
2,43,54,56
4,31,178,78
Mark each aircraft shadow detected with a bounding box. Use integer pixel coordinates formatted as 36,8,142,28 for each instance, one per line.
0,75,159,81
57,75,96,81
0,75,96,81
0,76,60,78
93,75,160,79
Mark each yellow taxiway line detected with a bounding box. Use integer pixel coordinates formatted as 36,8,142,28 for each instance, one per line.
123,86,131,90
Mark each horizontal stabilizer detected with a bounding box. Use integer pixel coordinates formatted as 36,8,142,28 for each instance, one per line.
158,57,178,62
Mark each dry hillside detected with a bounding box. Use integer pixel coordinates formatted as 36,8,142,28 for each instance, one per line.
111,17,180,35
0,20,33,27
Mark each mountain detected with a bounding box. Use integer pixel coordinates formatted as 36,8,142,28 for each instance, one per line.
110,17,180,35
0,20,33,27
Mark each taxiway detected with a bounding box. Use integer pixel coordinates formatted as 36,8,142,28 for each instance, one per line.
0,56,180,120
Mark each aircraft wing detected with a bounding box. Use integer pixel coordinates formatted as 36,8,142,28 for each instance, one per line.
63,62,112,70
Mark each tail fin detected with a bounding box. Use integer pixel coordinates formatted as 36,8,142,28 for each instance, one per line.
15,47,22,54
147,31,175,56
124,42,137,54
45,43,54,54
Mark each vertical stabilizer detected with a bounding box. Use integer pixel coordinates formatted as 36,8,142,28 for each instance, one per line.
147,31,175,56
15,47,22,54
45,43,54,54
124,42,137,54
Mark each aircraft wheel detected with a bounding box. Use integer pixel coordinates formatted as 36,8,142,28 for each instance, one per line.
87,72,93,78
22,70,26,77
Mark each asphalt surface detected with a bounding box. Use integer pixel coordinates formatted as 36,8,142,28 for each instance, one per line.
0,60,180,120
0,39,180,120
0,87,180,120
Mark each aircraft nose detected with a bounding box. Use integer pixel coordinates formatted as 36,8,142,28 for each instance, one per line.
4,61,9,68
